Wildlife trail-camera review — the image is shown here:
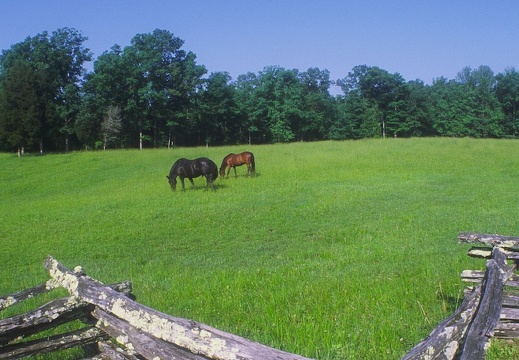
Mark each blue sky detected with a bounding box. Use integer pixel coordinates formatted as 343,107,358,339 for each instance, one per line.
1,1,518,93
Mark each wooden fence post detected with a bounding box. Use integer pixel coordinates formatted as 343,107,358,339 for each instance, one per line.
459,247,507,360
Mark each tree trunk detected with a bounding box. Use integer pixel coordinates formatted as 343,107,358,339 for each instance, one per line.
381,115,386,138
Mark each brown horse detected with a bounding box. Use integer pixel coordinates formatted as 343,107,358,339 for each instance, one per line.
220,151,255,179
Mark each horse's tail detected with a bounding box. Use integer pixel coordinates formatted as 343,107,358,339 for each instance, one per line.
250,152,256,173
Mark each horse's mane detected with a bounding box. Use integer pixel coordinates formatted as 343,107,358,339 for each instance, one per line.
221,153,234,168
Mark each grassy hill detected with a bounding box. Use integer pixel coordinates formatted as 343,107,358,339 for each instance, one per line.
1,138,518,359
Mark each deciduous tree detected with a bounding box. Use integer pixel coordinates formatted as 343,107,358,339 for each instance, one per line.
122,29,206,149
197,72,240,146
338,65,404,138
0,60,48,154
495,67,519,137
100,105,122,150
0,28,91,152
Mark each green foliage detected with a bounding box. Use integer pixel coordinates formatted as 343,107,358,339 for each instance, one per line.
332,93,382,139
2,28,519,151
233,66,336,144
0,60,48,151
488,340,519,360
197,71,241,145
496,68,519,136
1,138,518,359
386,80,433,137
81,29,207,149
0,28,91,152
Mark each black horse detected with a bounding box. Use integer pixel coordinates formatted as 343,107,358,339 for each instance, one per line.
166,157,218,191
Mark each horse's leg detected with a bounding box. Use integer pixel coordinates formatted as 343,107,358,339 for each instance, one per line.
188,178,195,188
233,166,238,178
205,176,216,191
246,164,251,176
168,175,177,191
226,166,231,179
180,177,186,191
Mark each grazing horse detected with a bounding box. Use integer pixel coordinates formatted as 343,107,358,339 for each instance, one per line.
220,151,256,179
167,157,218,191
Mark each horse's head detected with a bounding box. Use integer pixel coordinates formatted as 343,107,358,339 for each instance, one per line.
219,167,226,179
166,175,177,191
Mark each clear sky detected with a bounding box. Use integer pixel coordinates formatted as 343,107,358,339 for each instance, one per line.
1,0,518,94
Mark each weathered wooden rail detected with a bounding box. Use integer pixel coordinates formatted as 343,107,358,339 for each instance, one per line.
403,232,519,360
2,233,519,359
0,256,312,359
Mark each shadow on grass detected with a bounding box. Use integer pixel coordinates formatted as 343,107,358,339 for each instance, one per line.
170,182,228,192
219,172,261,179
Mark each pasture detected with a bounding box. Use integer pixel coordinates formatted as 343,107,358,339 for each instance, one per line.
1,138,519,359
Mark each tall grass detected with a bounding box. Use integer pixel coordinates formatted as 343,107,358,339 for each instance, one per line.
1,138,518,359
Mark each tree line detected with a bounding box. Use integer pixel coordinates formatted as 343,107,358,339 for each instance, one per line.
1,28,518,153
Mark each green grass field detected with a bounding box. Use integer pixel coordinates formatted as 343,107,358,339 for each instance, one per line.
1,138,519,359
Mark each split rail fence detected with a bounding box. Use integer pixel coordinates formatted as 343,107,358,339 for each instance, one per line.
0,256,311,359
1,233,519,359
403,232,519,360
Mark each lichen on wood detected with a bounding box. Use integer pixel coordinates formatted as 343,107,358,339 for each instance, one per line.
43,255,313,360
459,232,519,248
